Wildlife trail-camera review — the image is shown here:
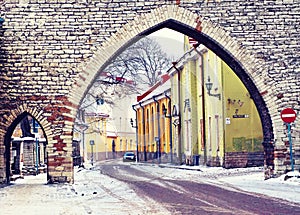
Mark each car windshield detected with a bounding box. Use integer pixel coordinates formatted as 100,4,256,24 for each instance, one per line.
125,152,134,156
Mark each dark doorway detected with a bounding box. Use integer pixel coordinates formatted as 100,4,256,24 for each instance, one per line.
4,112,48,184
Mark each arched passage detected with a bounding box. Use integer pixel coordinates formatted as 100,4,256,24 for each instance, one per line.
4,112,48,184
0,2,297,184
74,27,274,174
70,5,276,178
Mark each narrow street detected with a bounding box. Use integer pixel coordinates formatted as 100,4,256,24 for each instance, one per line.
99,161,300,214
0,160,299,214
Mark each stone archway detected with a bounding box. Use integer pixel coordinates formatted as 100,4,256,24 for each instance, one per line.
2,106,49,184
71,5,276,177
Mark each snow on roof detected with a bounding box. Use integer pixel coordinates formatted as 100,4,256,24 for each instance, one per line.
106,131,118,138
136,74,171,103
134,44,206,105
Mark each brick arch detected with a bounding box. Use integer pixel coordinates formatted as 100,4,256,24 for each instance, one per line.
2,104,51,141
70,5,276,175
1,104,51,183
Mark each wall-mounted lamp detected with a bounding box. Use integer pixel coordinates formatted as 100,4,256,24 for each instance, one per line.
130,118,137,128
205,76,221,100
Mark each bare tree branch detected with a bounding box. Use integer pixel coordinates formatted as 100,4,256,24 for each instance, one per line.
80,37,171,112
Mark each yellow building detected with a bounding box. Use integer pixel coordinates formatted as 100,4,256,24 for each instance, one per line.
133,36,264,168
134,74,172,162
74,111,136,164
84,112,109,163
170,36,263,167
222,62,264,167
200,47,225,166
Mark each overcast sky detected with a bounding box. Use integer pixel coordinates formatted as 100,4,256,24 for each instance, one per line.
149,28,185,61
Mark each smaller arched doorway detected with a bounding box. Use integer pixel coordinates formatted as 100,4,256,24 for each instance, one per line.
4,112,48,184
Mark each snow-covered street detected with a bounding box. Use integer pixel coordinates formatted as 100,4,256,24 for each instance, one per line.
0,160,299,214
157,163,300,204
0,161,170,215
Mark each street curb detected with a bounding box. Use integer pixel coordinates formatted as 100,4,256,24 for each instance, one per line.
131,162,203,172
158,164,202,171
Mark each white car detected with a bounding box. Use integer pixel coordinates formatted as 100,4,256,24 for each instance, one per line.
123,152,136,161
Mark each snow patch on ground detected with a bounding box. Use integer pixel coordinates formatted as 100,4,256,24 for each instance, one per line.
158,164,300,204
1,161,299,215
219,170,300,204
71,166,171,215
130,163,300,204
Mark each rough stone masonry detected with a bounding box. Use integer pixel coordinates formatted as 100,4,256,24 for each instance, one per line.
0,0,299,183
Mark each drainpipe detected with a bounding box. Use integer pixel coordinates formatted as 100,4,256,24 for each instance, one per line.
139,102,147,162
132,105,139,162
172,62,182,164
153,96,161,163
193,45,207,164
164,91,173,163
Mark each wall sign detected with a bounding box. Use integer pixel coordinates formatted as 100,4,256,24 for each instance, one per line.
225,118,231,124
232,114,249,118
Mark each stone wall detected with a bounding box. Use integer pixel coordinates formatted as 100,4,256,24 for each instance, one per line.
0,0,299,183
224,152,264,169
